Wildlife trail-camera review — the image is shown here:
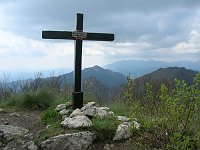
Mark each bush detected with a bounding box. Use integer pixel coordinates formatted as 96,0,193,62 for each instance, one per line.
123,73,200,149
41,108,61,125
21,88,55,110
91,116,120,143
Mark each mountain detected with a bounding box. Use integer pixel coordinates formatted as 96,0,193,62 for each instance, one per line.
59,65,127,88
138,67,198,84
104,60,200,77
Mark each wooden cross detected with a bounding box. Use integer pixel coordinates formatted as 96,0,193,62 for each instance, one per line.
42,13,114,109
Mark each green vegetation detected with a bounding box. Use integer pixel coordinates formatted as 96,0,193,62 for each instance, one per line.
112,73,200,149
41,108,62,125
91,116,120,143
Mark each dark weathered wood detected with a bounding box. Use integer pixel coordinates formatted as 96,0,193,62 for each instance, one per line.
85,32,114,41
73,14,84,109
42,13,114,109
42,31,73,40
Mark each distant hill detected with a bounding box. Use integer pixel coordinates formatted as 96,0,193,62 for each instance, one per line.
138,67,198,85
104,60,200,77
59,65,127,88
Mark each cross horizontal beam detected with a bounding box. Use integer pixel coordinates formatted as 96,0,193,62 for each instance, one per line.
42,31,114,41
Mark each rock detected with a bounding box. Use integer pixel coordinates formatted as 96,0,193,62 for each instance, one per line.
108,111,114,116
69,108,84,118
117,116,130,122
99,107,110,111
133,120,140,129
82,106,110,119
10,112,20,117
55,104,66,112
81,102,98,111
95,107,110,119
27,141,38,150
0,125,29,136
61,116,92,128
113,122,132,141
82,107,96,117
40,131,96,150
59,109,70,116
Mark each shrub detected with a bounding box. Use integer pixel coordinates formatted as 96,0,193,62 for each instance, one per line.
21,88,55,110
123,73,200,149
41,108,61,125
91,116,120,143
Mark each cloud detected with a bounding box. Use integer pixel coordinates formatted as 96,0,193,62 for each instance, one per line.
0,0,200,72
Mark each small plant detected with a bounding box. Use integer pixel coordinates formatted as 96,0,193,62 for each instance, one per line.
41,108,61,125
91,116,120,143
22,88,55,110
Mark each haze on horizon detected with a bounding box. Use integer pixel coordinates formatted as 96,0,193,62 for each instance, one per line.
0,0,200,73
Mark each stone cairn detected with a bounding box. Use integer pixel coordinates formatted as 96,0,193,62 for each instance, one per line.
40,102,140,150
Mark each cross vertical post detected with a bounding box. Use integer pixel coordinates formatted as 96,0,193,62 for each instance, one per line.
42,13,114,109
72,13,83,109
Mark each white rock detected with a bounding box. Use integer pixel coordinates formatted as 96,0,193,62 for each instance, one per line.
40,131,96,150
99,107,110,111
61,116,92,128
117,116,130,122
82,107,96,117
108,111,114,116
59,109,70,116
81,102,98,111
55,104,66,112
113,122,132,141
133,121,140,129
69,108,84,118
95,107,109,119
82,106,110,119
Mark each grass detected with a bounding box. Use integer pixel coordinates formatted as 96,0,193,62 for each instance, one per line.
91,116,120,143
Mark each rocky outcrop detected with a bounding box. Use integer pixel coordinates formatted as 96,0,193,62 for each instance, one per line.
40,131,96,150
113,122,132,141
61,116,92,128
41,102,141,148
113,117,140,141
0,125,38,150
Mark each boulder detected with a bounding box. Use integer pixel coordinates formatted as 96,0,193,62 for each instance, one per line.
82,107,96,117
59,109,70,117
82,107,110,119
55,104,66,112
69,108,85,118
81,102,98,111
61,116,92,128
113,122,132,141
40,131,96,150
95,107,110,119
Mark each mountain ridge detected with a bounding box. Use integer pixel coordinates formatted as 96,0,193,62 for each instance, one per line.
104,60,200,76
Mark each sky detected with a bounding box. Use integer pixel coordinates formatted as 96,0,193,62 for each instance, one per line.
0,0,200,73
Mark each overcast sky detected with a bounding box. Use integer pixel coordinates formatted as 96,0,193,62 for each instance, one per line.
0,0,200,72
